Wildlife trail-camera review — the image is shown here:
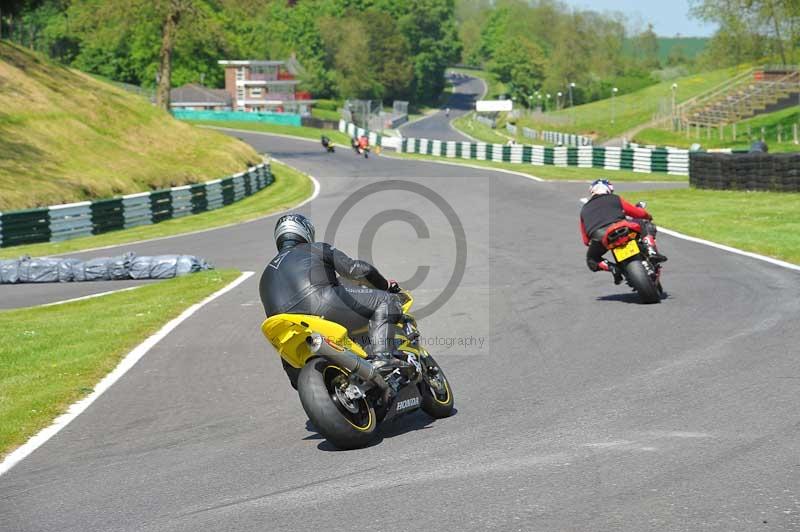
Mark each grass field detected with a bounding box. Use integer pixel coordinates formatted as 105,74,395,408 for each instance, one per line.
311,107,342,121
634,107,800,152
625,188,800,265
0,161,313,259
513,64,752,140
0,269,241,458
192,120,353,146
0,42,259,211
389,152,688,182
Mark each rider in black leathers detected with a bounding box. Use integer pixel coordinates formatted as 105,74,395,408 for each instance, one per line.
259,214,402,387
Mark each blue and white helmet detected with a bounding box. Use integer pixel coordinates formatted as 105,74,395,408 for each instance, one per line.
589,179,614,196
274,213,315,249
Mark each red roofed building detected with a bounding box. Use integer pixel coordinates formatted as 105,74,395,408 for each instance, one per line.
219,57,313,115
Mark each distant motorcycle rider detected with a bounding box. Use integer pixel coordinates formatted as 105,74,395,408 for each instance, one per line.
259,214,402,387
357,135,369,152
579,179,667,284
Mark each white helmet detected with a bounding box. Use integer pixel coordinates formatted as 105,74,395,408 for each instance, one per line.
589,179,614,196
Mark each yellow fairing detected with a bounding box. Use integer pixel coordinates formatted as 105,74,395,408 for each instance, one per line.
261,314,369,368
261,291,414,369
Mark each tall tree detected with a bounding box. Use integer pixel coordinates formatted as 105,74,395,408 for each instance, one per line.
634,23,661,70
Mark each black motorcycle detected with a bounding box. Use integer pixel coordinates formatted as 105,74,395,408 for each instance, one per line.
321,135,335,153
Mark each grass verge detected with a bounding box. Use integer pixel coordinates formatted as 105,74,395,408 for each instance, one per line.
452,112,512,144
311,107,341,121
389,152,688,182
190,120,353,145
625,188,800,264
633,107,800,152
0,269,241,458
0,161,313,259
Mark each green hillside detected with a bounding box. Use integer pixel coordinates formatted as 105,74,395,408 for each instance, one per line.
0,41,260,211
634,107,800,152
513,63,752,140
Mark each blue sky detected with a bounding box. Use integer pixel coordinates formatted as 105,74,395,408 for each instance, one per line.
563,0,718,37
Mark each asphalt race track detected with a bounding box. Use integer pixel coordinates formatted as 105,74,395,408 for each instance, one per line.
398,72,484,141
2,80,800,532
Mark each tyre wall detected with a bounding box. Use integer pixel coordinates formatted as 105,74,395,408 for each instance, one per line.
689,152,800,192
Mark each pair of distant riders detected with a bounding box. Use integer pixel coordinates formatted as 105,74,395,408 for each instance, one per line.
259,178,666,386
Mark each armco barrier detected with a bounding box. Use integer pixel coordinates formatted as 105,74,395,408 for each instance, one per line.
690,151,800,192
0,162,273,248
399,137,689,176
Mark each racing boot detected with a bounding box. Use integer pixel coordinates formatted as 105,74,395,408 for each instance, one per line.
642,235,668,264
598,259,624,284
369,345,407,372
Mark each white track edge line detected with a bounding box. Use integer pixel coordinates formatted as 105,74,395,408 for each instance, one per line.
658,228,800,272
0,270,255,476
39,286,144,307
578,197,798,271
46,169,321,258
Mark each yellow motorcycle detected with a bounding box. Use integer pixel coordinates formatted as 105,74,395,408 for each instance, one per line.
260,291,454,449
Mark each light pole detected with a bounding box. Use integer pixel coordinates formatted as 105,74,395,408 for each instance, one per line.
671,83,678,131
611,87,618,125
568,82,576,124
545,93,551,112
557,91,563,111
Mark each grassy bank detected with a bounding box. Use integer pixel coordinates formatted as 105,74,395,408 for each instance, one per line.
0,269,241,458
390,152,688,182
0,161,313,259
625,189,800,264
514,64,750,140
0,42,259,211
634,107,800,152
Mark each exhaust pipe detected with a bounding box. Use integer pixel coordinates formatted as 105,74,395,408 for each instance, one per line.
306,334,390,397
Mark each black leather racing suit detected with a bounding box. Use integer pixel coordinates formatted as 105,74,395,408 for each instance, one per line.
259,241,402,359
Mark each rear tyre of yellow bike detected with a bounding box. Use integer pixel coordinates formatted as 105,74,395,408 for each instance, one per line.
297,357,378,450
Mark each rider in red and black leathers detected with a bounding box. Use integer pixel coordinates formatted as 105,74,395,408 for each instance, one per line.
580,180,666,283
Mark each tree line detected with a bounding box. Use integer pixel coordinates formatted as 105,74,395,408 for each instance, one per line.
0,0,460,109
2,0,797,111
458,0,700,106
690,0,800,67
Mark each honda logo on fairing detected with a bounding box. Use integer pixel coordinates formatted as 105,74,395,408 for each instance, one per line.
396,397,420,411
